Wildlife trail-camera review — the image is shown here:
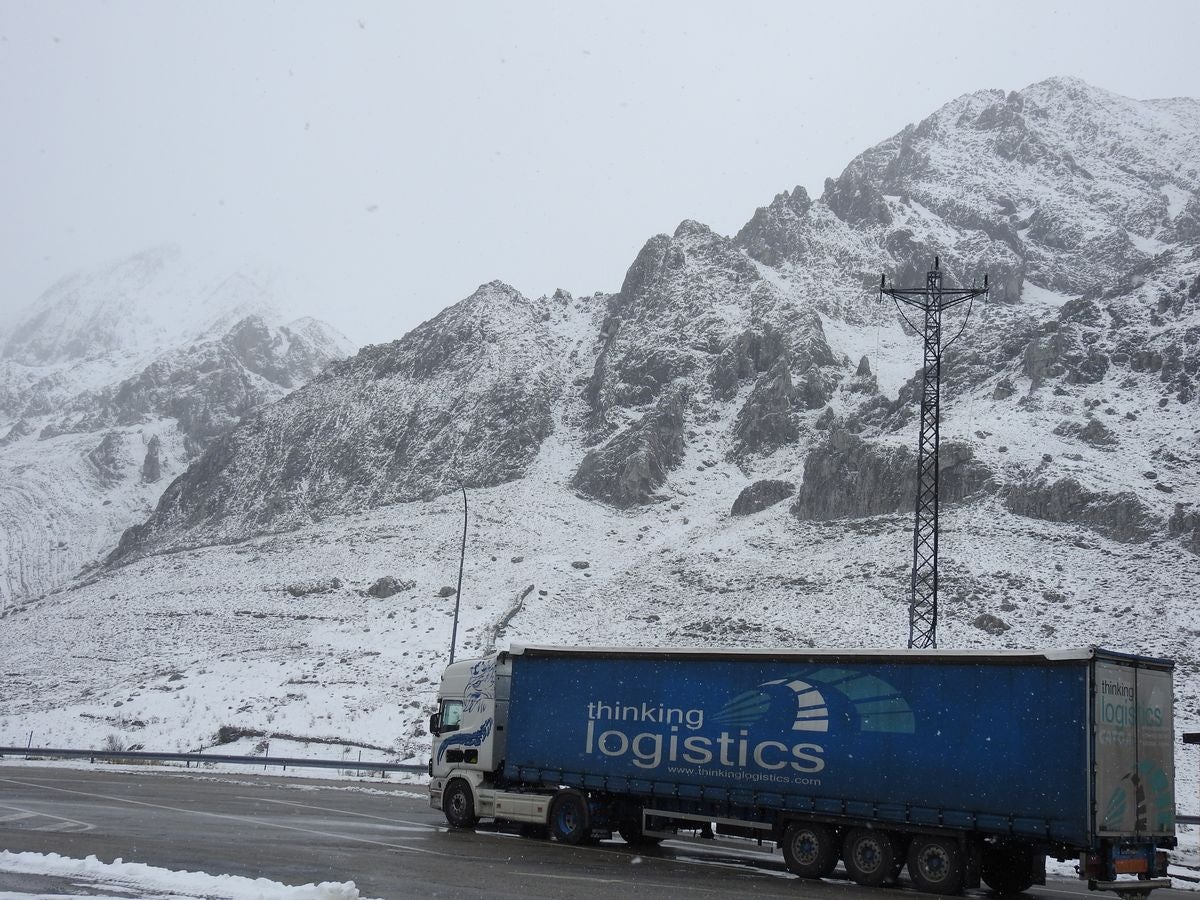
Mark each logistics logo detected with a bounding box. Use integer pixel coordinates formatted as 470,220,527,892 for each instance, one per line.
1102,762,1174,833
713,668,915,735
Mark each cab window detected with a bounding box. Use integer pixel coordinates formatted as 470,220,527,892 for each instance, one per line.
440,699,463,733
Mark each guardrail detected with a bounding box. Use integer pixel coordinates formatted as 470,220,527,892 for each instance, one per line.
0,746,426,776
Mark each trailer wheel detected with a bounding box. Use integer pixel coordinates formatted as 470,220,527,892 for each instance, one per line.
781,821,839,878
981,843,1037,894
843,827,896,886
549,789,591,845
907,836,964,895
442,779,478,828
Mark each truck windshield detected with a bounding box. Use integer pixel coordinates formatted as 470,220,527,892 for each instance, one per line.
440,699,463,733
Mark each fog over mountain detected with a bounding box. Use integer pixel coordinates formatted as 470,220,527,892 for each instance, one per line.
0,245,352,602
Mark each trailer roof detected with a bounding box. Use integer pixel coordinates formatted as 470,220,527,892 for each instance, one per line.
506,644,1173,668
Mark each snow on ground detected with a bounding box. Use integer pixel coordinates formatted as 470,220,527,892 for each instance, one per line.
1019,281,1077,310
0,850,375,900
1162,184,1192,220
2,445,1198,791
0,419,186,605
820,313,916,401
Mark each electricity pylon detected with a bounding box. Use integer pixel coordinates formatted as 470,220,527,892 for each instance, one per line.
880,258,987,649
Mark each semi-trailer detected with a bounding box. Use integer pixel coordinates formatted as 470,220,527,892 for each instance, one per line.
428,644,1176,895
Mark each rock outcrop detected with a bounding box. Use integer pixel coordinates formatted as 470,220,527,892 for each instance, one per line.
141,435,162,483
732,359,799,458
731,480,796,516
572,389,687,508
792,430,995,520
1002,476,1158,543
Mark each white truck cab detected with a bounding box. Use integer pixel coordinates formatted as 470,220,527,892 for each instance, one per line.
428,653,554,830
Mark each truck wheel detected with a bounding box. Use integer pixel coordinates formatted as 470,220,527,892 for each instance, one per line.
443,779,478,828
549,789,591,845
843,827,896,886
982,843,1036,894
907,836,964,895
781,821,838,878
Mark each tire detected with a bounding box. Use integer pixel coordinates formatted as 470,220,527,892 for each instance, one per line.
442,779,478,828
549,789,591,845
982,843,1037,895
618,820,663,847
908,835,965,895
781,821,839,879
843,827,897,886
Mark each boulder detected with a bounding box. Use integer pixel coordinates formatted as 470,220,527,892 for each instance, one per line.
285,577,342,597
972,613,1011,635
367,576,415,598
731,480,796,516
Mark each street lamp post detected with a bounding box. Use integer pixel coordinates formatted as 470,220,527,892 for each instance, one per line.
448,478,467,665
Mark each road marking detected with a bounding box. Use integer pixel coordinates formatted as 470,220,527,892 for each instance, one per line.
36,821,85,832
236,796,442,831
520,870,728,892
0,777,476,861
0,803,93,832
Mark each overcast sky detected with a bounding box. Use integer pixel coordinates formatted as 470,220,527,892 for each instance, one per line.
2,1,1198,346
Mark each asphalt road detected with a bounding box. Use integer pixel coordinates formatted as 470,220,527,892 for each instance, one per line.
0,764,1193,899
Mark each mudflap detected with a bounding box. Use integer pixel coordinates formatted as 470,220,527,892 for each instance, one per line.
964,839,983,890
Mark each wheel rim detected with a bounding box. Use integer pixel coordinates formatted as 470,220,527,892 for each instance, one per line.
557,803,579,835
853,838,884,873
792,829,820,866
918,844,951,883
449,789,467,818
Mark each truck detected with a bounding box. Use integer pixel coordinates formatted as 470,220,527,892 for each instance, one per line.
428,644,1176,896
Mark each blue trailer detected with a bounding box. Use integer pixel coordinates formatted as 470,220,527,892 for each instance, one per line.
428,645,1176,895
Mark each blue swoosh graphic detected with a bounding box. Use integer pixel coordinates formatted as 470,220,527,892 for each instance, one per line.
437,718,493,763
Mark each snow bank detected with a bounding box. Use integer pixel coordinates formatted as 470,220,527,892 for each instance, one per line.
0,850,377,900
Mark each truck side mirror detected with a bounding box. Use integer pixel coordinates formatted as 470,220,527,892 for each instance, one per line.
429,712,440,737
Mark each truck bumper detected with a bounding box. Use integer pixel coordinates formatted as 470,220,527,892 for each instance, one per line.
1087,878,1172,899
1081,843,1171,884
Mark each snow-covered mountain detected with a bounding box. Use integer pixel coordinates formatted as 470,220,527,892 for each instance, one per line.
0,246,353,602
2,79,1198,801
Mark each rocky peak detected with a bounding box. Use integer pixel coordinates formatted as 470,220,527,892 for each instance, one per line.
110,282,569,559
369,280,546,383
93,79,1200,607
